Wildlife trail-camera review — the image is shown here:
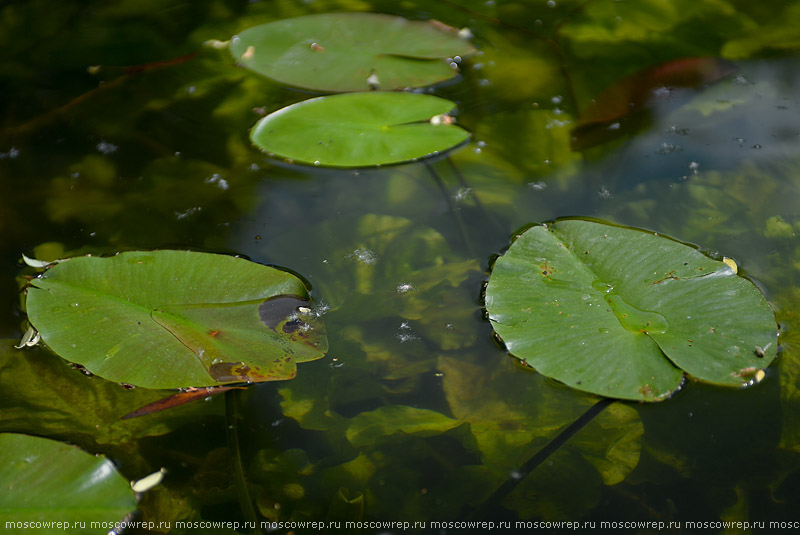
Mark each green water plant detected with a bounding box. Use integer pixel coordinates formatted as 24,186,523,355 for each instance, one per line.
229,12,475,92
485,218,778,401
21,250,327,389
0,433,136,532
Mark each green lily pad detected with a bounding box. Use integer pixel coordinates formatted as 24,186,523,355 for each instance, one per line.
229,13,475,92
250,92,470,167
0,433,136,532
485,219,778,401
23,250,327,389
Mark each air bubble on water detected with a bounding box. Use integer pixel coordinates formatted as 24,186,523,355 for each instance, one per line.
551,95,563,104
96,141,118,154
348,248,377,265
688,161,700,175
547,1,557,7
529,181,547,190
607,122,621,130
397,283,414,294
666,125,690,136
205,173,229,190
545,119,570,129
453,187,473,202
598,185,612,198
652,87,672,98
313,300,331,317
396,321,420,343
175,207,202,220
0,147,19,159
656,142,682,154
397,333,420,343
510,470,523,480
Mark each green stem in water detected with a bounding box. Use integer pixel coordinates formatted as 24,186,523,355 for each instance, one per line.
225,388,261,532
425,161,477,259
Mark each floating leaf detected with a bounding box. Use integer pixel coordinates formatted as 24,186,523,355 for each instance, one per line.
230,13,475,92
23,250,327,389
250,92,470,167
0,433,136,531
485,219,778,401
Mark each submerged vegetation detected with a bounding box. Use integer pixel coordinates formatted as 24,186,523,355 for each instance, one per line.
1,0,800,530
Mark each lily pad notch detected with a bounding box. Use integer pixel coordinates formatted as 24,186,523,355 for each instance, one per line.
484,219,778,401
21,250,328,390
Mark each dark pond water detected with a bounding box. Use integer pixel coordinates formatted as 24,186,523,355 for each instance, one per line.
2,0,800,533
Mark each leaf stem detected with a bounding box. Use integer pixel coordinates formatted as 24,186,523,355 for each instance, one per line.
471,397,614,518
446,156,506,236
425,161,476,259
225,388,261,532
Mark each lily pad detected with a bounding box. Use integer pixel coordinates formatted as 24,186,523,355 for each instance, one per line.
250,92,470,167
23,250,327,389
485,219,778,401
229,13,476,92
0,433,136,532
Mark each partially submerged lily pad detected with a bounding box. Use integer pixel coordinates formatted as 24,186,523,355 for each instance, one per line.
23,250,327,389
250,92,470,167
0,433,136,531
230,13,476,92
485,219,778,401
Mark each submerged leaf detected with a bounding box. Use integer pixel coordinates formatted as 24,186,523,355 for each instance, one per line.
23,250,327,389
346,405,461,448
230,13,475,92
485,219,778,401
250,92,470,167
